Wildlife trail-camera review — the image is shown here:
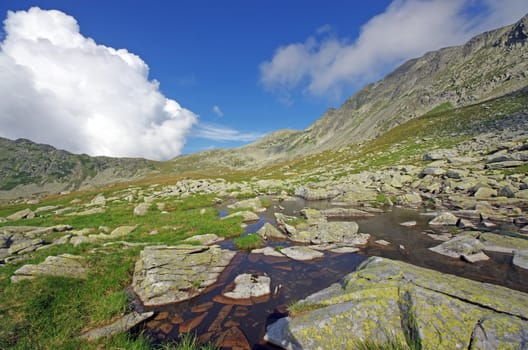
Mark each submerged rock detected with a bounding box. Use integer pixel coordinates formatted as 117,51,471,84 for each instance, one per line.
132,245,236,306
11,254,86,283
265,257,528,350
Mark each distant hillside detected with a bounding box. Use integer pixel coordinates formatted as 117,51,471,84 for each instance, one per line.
170,13,528,170
0,137,157,199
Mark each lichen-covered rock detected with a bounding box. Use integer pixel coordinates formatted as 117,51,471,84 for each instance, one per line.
295,186,341,200
132,245,236,306
290,221,368,245
320,207,374,219
229,197,263,211
429,212,459,226
222,211,259,222
474,187,497,199
429,232,489,262
265,257,528,350
256,223,285,240
11,254,86,283
184,233,224,245
110,225,138,237
7,208,35,221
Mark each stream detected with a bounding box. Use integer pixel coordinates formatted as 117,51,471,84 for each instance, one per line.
137,197,528,349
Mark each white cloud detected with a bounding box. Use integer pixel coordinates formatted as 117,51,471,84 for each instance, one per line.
193,123,265,142
260,0,528,100
212,105,224,117
0,7,197,160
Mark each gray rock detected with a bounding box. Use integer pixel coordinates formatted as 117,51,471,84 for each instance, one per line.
8,238,44,255
498,185,516,198
513,250,528,270
230,197,263,211
133,202,150,216
400,221,417,227
7,209,35,221
65,207,105,216
485,160,524,169
110,225,138,238
35,205,59,213
429,212,459,226
469,315,528,350
421,167,446,176
429,233,488,262
329,246,360,254
423,149,457,161
291,221,367,245
295,186,341,200
132,245,236,306
256,223,286,240
223,273,271,299
11,254,87,283
397,192,422,205
90,193,106,206
320,208,374,219
222,211,259,222
280,246,324,261
184,234,224,245
251,247,285,257
79,311,153,340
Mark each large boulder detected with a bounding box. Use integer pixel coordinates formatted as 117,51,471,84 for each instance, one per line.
7,209,35,221
265,257,528,350
429,232,489,262
132,245,236,306
222,273,271,300
289,221,368,246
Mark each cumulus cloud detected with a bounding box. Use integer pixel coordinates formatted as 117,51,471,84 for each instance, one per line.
212,105,224,117
0,7,197,160
193,123,265,142
260,0,528,100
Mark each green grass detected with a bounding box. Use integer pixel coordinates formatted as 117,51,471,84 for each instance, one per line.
158,333,218,350
233,234,264,250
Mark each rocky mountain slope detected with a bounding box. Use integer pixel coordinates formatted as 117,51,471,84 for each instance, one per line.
171,13,528,170
0,137,157,199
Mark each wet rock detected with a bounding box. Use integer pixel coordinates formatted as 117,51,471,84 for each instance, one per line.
330,246,360,254
11,254,86,283
7,209,35,221
256,223,286,240
513,250,528,270
251,246,285,258
80,311,153,340
429,232,489,262
375,239,391,246
132,245,236,306
280,246,324,261
222,211,259,222
223,273,271,299
184,234,224,245
133,203,150,216
191,302,214,313
429,212,459,226
179,313,208,333
265,257,528,350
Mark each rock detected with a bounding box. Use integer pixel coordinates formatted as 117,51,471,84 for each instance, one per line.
375,239,391,246
485,160,524,169
80,311,153,340
184,234,224,245
330,246,360,254
90,193,106,206
110,225,138,238
180,313,208,333
470,315,528,350
230,198,263,211
290,221,368,245
513,250,528,270
65,207,105,216
35,205,59,213
397,192,422,205
295,186,340,200
429,212,458,226
320,208,374,219
132,245,236,306
11,254,86,283
423,149,457,161
420,167,446,177
7,209,35,221
474,187,497,199
265,257,528,350
223,273,271,299
457,218,477,229
429,233,489,262
300,208,325,222
222,211,259,222
256,223,286,240
331,188,378,203
251,247,285,257
446,168,469,179
498,185,516,198
8,238,44,255
133,203,150,216
400,221,417,227
280,246,324,261
215,327,251,349
517,189,528,199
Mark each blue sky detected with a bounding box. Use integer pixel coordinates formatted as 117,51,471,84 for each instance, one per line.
0,1,526,159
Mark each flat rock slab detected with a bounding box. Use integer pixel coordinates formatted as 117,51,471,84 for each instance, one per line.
513,250,528,269
429,233,488,262
184,234,224,245
257,223,286,240
265,256,528,350
223,273,271,299
80,311,153,340
11,254,86,283
251,247,285,257
280,246,324,261
222,211,259,222
132,245,236,306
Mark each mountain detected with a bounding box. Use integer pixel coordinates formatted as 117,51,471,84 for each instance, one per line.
170,13,528,170
1,14,527,199
0,137,157,199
